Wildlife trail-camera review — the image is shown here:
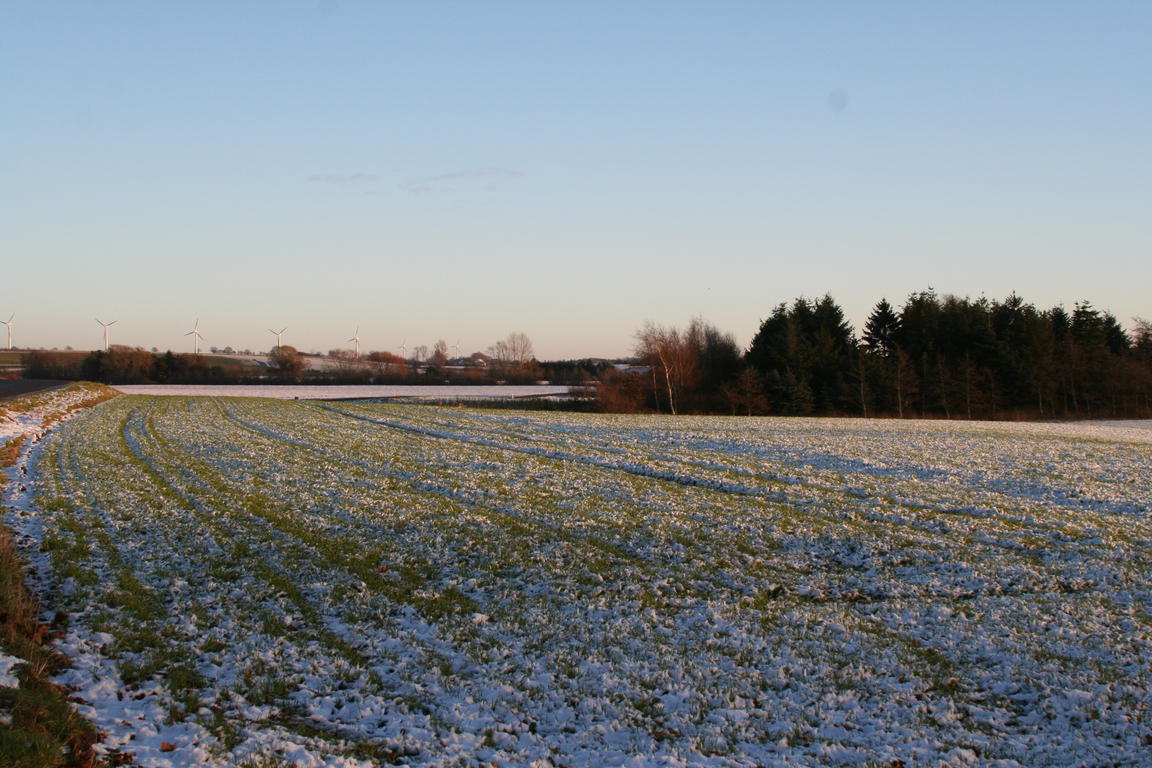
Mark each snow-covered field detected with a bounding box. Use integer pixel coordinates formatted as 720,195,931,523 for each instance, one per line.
5,396,1152,766
112,384,572,400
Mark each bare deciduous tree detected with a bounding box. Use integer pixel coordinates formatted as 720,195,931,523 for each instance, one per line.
634,323,699,415
487,332,535,367
328,349,372,374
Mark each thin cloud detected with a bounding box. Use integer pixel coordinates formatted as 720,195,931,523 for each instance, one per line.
402,167,523,194
307,173,379,184
425,167,522,183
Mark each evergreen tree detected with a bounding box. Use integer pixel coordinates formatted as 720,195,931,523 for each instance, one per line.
860,299,902,415
746,295,857,414
808,295,858,413
894,290,941,416
936,296,996,419
862,299,900,356
725,291,1148,420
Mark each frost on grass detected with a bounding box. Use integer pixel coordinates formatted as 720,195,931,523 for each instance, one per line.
6,396,1152,767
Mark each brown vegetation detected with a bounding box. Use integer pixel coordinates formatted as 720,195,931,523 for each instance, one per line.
594,368,647,413
617,319,745,415
0,434,27,467
0,526,100,768
268,345,305,380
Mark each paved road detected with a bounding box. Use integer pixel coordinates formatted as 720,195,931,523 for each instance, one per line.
0,379,68,400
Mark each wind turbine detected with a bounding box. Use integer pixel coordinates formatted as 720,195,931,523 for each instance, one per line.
398,338,407,359
2,314,12,350
347,326,361,358
185,318,204,354
95,318,117,351
451,339,461,361
268,327,286,350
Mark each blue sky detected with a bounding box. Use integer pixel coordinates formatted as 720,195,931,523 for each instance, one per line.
3,1,1150,358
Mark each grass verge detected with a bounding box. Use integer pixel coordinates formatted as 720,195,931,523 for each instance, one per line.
1,384,117,767
0,527,100,768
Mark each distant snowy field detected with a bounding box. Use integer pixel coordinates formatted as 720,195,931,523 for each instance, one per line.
5,394,1152,766
1082,418,1152,431
112,384,572,399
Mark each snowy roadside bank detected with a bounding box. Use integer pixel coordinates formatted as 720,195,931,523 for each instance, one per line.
0,383,119,767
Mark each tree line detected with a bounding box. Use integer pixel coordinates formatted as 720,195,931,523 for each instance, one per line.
21,295,1151,419
21,331,612,387
26,348,259,384
605,291,1152,419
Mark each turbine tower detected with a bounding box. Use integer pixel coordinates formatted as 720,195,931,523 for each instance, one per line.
95,318,117,351
398,338,407,359
269,327,286,350
347,326,361,359
452,339,461,360
185,318,204,354
2,314,12,350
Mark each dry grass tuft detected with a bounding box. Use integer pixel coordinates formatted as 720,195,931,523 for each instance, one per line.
1,434,28,468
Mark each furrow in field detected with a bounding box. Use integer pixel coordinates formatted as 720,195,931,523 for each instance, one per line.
351,404,1152,529
314,403,1144,604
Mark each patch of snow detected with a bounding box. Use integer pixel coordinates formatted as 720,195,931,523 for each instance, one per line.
0,653,23,687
